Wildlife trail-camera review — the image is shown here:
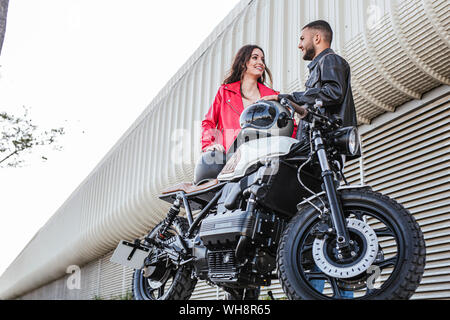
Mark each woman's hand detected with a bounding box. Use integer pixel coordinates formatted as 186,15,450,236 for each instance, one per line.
259,95,279,102
203,144,225,153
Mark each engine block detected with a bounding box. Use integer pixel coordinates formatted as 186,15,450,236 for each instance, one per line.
199,209,284,252
199,209,254,247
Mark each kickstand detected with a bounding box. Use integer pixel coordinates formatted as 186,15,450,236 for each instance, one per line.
268,291,275,300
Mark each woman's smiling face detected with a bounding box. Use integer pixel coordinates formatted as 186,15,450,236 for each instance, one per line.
245,48,266,78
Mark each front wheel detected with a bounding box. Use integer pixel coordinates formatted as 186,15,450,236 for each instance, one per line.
277,189,426,300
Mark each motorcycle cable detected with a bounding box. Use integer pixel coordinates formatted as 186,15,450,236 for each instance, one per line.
296,127,327,213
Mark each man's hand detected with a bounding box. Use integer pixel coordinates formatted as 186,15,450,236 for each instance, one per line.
261,95,309,119
203,143,225,153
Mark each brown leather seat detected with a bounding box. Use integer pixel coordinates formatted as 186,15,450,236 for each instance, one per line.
161,179,219,195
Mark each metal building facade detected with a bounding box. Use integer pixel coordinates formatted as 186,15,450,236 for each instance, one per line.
0,0,449,300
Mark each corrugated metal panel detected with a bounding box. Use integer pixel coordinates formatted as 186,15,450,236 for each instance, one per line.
190,281,224,300
18,269,83,300
359,94,450,299
0,0,449,299
344,0,450,124
79,259,101,300
14,254,135,300
97,252,127,300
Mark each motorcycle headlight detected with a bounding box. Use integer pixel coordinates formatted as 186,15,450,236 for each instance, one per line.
332,127,360,156
348,128,359,155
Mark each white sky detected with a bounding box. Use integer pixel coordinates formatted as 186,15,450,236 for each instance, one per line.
0,0,241,276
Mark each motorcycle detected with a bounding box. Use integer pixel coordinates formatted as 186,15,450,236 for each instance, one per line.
111,98,426,300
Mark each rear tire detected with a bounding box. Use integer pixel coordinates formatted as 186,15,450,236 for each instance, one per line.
132,217,197,300
277,189,426,300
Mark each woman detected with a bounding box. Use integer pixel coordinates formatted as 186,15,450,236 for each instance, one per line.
201,45,297,153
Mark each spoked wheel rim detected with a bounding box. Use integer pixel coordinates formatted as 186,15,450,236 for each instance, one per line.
138,224,180,300
294,204,404,299
139,267,175,300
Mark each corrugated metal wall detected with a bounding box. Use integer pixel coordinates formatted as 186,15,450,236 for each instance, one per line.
357,91,450,299
1,0,449,300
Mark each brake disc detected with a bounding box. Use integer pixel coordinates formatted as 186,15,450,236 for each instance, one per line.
312,218,378,279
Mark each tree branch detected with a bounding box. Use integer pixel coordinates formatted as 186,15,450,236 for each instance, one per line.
0,149,18,165
0,0,9,56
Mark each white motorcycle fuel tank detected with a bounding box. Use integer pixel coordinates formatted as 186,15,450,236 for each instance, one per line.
217,135,299,181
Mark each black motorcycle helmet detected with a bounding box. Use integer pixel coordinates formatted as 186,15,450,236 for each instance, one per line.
193,150,227,185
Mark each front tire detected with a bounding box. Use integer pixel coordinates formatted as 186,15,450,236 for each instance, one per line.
277,189,426,300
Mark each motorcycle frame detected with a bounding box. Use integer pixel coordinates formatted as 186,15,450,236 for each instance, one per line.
159,186,225,239
158,101,357,261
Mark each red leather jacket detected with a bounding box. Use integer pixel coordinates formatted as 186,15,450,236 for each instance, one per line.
201,81,298,152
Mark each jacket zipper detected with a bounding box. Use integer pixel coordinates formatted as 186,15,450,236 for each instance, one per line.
225,99,242,116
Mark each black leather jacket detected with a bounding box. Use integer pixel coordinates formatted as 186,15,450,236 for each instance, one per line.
280,48,357,141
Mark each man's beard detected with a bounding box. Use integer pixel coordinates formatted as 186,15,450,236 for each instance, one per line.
303,46,316,61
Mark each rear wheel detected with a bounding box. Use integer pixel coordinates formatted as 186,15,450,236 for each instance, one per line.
132,217,197,300
277,189,426,300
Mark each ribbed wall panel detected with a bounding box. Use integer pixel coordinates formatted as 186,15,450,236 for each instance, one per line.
190,281,224,301
79,260,101,300
97,252,128,300
359,94,450,299
0,0,448,299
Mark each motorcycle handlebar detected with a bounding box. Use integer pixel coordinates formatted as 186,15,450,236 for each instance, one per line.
279,98,309,120
281,98,340,129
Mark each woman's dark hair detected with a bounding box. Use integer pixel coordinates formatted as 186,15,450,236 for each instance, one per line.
223,45,273,98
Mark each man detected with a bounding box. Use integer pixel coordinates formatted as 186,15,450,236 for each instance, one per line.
263,20,357,142
264,20,356,298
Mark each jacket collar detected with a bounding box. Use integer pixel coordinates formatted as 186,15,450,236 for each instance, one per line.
224,80,275,116
308,48,334,70
223,81,241,94
224,80,275,96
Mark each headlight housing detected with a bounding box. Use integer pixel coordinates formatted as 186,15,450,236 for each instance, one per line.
332,127,361,156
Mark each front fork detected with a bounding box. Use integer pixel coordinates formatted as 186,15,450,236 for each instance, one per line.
313,130,351,253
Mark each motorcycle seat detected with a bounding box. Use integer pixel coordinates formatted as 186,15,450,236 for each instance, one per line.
161,179,219,195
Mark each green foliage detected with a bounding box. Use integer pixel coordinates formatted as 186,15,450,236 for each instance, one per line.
115,291,133,300
92,291,133,300
0,106,65,167
260,290,288,300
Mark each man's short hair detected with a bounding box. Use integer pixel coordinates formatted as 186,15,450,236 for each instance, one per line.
303,20,333,44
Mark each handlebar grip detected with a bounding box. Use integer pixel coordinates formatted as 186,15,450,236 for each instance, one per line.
280,98,309,120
